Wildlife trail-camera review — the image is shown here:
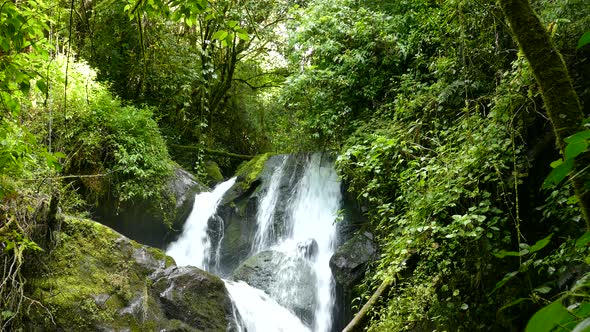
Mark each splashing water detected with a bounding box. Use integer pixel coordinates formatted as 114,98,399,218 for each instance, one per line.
226,280,311,332
252,155,287,252
166,177,236,269
167,153,342,332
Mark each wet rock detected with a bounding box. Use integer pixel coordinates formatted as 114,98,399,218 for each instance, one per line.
330,232,378,331
152,266,235,331
330,232,378,288
232,250,317,325
24,217,233,332
93,165,207,248
297,239,319,260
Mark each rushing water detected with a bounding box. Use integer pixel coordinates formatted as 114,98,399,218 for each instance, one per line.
166,154,342,332
269,154,341,332
252,155,287,252
226,280,311,332
166,177,236,269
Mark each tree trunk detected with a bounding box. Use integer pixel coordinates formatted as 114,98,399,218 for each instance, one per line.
498,0,590,227
342,279,393,332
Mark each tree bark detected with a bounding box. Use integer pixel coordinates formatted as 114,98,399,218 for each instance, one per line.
342,279,393,332
498,0,590,227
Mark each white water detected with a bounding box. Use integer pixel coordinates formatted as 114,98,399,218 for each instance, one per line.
271,154,341,332
166,177,236,269
252,155,287,252
166,154,341,332
226,280,311,332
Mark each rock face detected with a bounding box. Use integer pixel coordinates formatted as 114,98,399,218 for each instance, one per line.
94,165,206,248
330,233,378,288
232,250,317,325
152,266,236,331
330,232,378,331
216,154,307,275
25,217,234,332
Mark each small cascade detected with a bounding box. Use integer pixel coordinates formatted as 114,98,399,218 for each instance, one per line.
167,153,342,332
225,280,311,332
166,177,236,269
270,154,341,332
252,155,287,252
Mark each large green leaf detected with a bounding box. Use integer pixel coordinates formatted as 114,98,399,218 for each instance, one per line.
543,158,574,189
576,231,590,249
212,30,229,41
528,233,553,254
578,32,590,49
525,301,572,332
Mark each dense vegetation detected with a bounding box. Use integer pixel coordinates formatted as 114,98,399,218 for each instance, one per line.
1,0,589,330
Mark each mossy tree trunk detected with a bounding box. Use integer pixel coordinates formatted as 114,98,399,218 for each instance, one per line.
498,0,590,227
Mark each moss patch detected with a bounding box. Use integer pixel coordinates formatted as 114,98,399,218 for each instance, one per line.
25,217,176,331
235,153,271,191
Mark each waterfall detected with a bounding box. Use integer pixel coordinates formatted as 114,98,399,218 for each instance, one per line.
166,153,342,332
166,177,236,269
252,155,287,252
270,154,341,332
226,280,311,332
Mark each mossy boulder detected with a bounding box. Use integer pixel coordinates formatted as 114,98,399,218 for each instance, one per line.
25,217,234,331
204,160,224,185
93,165,206,248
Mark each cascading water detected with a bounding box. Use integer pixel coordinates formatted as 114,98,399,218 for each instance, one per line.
166,177,236,269
166,153,342,332
268,154,341,332
252,155,287,252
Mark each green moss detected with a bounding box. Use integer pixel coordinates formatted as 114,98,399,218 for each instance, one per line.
26,217,173,331
204,161,224,183
235,153,271,190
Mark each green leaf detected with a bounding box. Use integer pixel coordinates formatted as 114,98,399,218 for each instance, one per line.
533,286,552,294
576,232,590,249
36,79,48,94
578,32,590,49
491,271,519,294
565,130,590,144
565,141,588,160
525,301,572,332
212,30,228,41
227,20,238,28
543,158,574,189
492,250,521,258
528,233,552,254
237,31,249,41
572,317,590,332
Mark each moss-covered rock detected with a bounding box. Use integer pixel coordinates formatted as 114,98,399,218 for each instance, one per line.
24,217,234,331
94,165,207,248
204,160,224,185
234,153,271,192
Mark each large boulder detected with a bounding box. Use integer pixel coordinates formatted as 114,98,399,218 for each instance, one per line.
93,165,206,248
330,232,378,288
25,217,235,332
152,266,236,331
232,250,317,325
329,232,378,331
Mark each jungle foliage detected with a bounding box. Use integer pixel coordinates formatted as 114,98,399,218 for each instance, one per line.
1,0,590,330
278,0,590,330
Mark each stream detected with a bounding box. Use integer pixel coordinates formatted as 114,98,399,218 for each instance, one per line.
166,154,342,331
